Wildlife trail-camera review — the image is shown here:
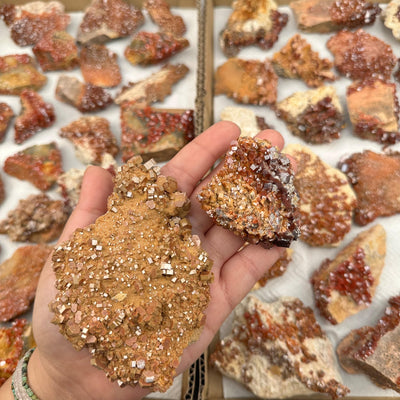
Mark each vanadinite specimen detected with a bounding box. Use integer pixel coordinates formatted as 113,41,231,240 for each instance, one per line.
0,102,13,142
4,142,63,191
55,75,112,113
0,244,52,322
311,224,386,325
32,30,79,72
77,0,144,44
198,137,300,248
50,157,213,391
0,54,46,95
60,116,119,165
272,34,336,88
337,295,400,393
120,104,194,163
219,0,288,57
0,193,68,243
210,296,349,399
290,0,381,33
124,32,189,66
0,1,70,47
14,89,55,144
114,64,189,106
346,79,400,145
338,150,400,225
215,58,278,106
277,86,344,144
0,319,35,386
80,44,121,88
253,248,292,290
284,144,356,247
327,29,397,80
143,0,186,37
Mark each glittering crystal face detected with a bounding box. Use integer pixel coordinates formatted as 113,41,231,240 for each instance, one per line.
50,157,213,391
198,137,301,249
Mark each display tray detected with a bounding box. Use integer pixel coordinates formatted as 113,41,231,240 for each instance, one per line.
205,1,400,400
0,2,202,399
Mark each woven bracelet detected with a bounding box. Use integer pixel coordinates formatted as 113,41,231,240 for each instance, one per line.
11,347,40,400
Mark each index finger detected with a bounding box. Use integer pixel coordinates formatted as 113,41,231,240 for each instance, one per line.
160,121,240,196
58,166,114,243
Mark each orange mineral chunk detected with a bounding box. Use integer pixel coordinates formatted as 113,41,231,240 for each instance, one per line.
143,0,186,37
115,64,189,106
311,224,386,325
55,75,112,113
77,0,144,44
220,0,288,57
337,295,400,393
60,116,119,165
120,104,194,163
50,156,213,391
346,78,400,145
338,150,400,225
33,30,79,72
327,29,397,80
14,89,55,144
4,142,63,191
0,244,52,322
215,58,278,106
253,248,293,290
0,1,70,47
0,319,35,386
0,102,14,142
276,86,344,144
272,34,336,87
198,137,300,248
0,54,46,95
290,0,381,33
80,43,121,88
124,32,189,66
284,144,356,247
0,193,68,243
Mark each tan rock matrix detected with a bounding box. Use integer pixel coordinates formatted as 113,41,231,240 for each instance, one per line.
50,156,213,391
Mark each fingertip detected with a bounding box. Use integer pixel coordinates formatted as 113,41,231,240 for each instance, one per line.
79,166,114,205
256,129,285,150
58,166,114,242
204,120,241,140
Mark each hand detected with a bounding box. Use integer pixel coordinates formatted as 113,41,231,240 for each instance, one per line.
2,122,287,400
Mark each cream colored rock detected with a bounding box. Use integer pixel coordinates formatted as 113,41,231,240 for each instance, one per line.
219,0,288,57
210,295,349,399
383,0,400,40
114,64,188,105
220,106,268,137
278,86,342,118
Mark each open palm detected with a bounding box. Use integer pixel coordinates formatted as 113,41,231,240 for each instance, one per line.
27,121,287,400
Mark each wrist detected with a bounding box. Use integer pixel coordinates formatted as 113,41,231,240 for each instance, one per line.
27,348,78,400
27,347,150,400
